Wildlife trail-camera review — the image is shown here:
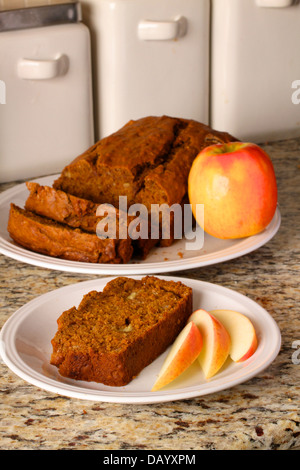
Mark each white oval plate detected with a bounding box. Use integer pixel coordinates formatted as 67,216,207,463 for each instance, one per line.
0,276,281,404
0,175,281,274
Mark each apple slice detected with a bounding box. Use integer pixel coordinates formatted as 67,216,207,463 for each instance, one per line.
188,309,231,379
210,309,258,362
151,321,203,392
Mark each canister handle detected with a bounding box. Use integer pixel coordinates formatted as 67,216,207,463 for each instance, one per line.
17,55,68,80
138,16,187,41
256,0,294,7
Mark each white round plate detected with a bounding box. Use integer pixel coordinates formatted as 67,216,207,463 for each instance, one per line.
0,276,281,404
0,175,281,274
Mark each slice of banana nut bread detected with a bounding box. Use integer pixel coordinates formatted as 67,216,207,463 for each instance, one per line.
7,204,133,264
23,182,178,259
25,182,132,237
50,276,193,386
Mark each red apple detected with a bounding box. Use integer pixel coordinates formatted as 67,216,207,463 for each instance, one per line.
188,142,278,239
151,321,203,391
188,309,231,379
210,309,258,362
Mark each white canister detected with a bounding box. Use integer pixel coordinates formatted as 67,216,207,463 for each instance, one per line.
0,2,94,182
81,0,210,140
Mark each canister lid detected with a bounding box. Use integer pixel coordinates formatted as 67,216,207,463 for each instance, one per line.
0,2,82,32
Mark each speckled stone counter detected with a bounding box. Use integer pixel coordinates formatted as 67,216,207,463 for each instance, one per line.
0,138,299,450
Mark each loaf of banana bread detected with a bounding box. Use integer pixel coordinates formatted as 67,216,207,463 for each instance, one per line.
50,276,193,386
53,116,236,209
7,116,236,264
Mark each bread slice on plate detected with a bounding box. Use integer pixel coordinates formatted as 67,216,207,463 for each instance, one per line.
50,276,193,386
7,203,133,264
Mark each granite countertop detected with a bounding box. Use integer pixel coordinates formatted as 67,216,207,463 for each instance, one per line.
0,138,299,451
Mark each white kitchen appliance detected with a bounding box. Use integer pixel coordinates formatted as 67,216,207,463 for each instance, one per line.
82,0,210,139
0,1,94,183
82,0,300,142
